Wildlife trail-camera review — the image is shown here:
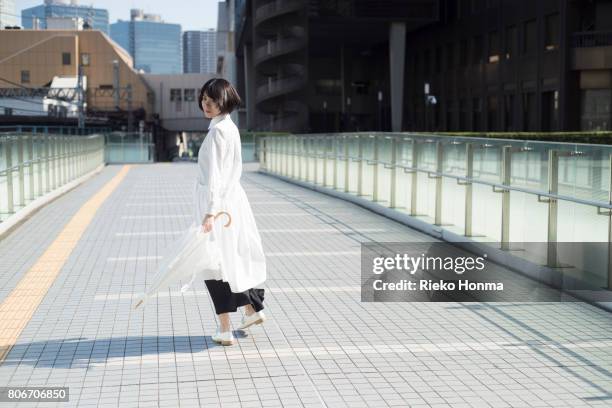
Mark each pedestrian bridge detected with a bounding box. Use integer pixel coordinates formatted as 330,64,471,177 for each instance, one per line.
0,132,611,407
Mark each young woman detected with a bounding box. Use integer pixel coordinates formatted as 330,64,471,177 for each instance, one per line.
196,78,267,346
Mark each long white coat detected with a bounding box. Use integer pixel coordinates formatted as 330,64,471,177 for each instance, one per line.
193,112,266,293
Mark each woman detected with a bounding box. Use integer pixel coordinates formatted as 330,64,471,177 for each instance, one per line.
196,78,267,346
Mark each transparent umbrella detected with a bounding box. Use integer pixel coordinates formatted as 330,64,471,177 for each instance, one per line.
132,212,232,310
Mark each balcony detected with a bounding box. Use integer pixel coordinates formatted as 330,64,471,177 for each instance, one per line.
254,0,304,26
571,31,612,70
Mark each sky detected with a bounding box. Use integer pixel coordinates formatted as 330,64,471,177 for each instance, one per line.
16,0,220,31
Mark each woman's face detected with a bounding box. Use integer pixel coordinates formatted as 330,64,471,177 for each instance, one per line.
202,93,221,119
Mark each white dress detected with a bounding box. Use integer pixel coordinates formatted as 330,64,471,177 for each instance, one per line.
133,113,266,309
192,112,267,293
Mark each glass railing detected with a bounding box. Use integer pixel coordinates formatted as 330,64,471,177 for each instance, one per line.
104,132,155,163
0,133,105,222
259,132,612,290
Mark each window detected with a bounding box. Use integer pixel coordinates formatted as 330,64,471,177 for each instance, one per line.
81,53,90,66
473,35,483,65
581,89,611,130
62,52,71,65
488,31,500,63
460,40,468,67
423,48,431,73
21,70,30,84
473,98,482,131
446,43,455,70
170,88,182,101
184,88,195,102
522,91,536,131
545,14,559,51
504,94,515,131
99,84,113,90
505,26,517,59
487,95,498,130
523,20,537,55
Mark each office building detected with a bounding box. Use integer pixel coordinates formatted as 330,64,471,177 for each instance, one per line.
183,30,217,74
111,9,182,74
21,0,109,34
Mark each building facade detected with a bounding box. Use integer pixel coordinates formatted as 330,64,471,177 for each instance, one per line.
0,0,18,28
183,30,217,74
236,0,612,133
21,0,109,34
0,29,154,123
110,9,182,74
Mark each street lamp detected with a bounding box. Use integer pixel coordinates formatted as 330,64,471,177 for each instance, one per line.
377,91,383,131
424,82,437,131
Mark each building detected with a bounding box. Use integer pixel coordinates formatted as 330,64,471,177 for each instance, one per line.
110,9,182,74
218,0,241,126
21,0,109,34
0,29,154,125
406,0,612,132
183,30,217,74
142,73,214,132
236,0,612,133
0,0,18,28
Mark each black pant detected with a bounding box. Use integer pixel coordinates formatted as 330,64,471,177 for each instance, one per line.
204,279,265,315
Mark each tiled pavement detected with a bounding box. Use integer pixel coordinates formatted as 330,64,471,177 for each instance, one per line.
0,162,611,407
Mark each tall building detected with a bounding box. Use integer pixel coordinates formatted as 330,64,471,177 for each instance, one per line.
236,0,612,133
110,9,182,74
183,30,217,74
0,0,19,28
21,0,109,34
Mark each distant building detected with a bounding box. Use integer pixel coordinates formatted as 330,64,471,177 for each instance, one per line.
217,1,240,125
142,73,215,132
183,30,217,74
21,0,109,34
110,9,182,74
0,0,18,28
0,29,154,121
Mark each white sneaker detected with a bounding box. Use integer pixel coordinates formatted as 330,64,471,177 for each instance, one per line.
211,329,235,346
238,311,266,330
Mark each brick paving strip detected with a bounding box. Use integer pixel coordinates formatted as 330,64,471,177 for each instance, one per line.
0,165,132,363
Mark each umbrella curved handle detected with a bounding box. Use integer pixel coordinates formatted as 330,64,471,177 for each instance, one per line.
214,211,232,227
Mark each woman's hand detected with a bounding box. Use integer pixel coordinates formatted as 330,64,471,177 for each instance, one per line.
201,214,214,233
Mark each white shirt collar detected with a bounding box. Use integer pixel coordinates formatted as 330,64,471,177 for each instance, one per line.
208,113,229,130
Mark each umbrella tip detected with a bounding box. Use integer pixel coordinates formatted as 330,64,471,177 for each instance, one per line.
134,299,144,309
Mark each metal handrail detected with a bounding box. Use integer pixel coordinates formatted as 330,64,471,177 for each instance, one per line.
261,146,612,210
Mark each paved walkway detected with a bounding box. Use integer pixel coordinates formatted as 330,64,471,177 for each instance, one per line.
0,162,611,407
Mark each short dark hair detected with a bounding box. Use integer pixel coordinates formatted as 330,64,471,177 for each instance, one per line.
198,78,242,114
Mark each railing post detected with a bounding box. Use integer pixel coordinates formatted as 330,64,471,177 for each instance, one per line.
5,137,14,215
305,137,310,182
501,145,512,250
390,135,398,208
45,135,50,193
373,135,379,201
357,135,364,196
608,153,612,289
333,134,339,189
284,136,289,176
547,149,560,267
291,135,296,179
410,139,418,216
28,134,34,201
344,134,350,193
434,141,443,225
17,135,25,208
323,136,328,187
298,136,302,180
37,135,43,197
464,143,474,236
314,136,319,184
